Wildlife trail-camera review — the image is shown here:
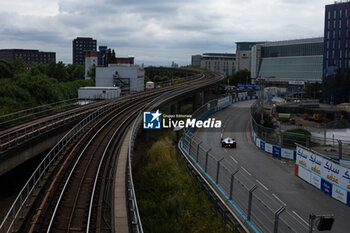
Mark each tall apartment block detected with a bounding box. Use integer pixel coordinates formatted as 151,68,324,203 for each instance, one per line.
324,1,350,79
0,49,55,65
72,37,97,65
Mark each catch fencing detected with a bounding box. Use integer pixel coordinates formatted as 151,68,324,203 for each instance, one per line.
180,96,309,233
250,100,350,160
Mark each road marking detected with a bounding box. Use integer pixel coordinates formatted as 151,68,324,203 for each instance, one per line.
292,211,309,226
224,148,228,153
241,166,251,176
256,179,269,190
272,193,287,206
230,156,238,164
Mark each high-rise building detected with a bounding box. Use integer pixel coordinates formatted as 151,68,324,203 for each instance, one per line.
72,37,97,65
98,46,108,66
0,49,55,65
235,42,262,72
323,1,350,79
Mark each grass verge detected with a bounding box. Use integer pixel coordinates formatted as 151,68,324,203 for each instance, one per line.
133,130,231,233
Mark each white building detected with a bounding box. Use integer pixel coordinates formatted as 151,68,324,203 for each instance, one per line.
96,64,144,93
78,87,121,100
84,51,98,79
200,53,236,76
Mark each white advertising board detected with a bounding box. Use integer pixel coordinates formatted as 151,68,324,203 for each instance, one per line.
265,143,273,154
282,148,294,160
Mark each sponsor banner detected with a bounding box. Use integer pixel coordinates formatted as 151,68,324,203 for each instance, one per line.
298,165,311,183
281,148,294,160
260,141,265,151
296,146,312,169
256,138,261,148
309,152,324,177
310,173,321,189
237,84,261,89
273,146,281,157
288,80,305,85
265,143,273,154
339,166,350,192
322,160,341,186
321,179,333,196
332,185,348,204
218,96,231,108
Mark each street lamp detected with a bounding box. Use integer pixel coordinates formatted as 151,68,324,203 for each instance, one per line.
309,214,334,233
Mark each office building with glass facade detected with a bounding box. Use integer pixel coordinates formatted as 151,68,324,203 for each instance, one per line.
252,38,324,83
324,1,350,79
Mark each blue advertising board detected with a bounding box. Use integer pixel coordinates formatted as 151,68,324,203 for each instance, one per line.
273,146,281,157
237,84,261,90
321,179,333,196
260,141,265,151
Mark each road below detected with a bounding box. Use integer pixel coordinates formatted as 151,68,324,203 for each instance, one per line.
195,100,350,233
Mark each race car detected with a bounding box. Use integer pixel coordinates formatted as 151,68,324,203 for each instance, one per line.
221,137,236,148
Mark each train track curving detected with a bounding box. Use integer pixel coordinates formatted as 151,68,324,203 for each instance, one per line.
1,70,224,233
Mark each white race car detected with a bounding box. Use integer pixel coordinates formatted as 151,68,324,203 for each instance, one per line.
221,137,236,148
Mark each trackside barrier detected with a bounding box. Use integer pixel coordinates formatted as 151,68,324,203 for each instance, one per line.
251,118,296,161
295,144,350,207
0,98,80,129
250,99,350,206
180,95,309,233
250,100,350,160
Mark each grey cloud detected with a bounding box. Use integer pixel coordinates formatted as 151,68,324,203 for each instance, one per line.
0,0,333,66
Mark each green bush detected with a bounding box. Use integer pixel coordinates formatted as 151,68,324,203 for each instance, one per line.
134,135,230,233
282,128,311,147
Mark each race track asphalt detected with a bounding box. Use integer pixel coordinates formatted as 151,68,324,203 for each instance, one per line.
195,100,350,233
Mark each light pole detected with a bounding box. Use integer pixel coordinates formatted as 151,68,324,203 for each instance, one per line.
309,213,334,233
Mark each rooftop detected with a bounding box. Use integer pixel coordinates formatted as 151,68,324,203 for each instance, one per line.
263,37,324,47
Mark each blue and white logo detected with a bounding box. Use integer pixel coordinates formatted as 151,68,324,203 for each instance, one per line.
143,110,162,129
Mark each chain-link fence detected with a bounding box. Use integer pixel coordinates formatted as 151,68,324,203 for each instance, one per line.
250,100,350,160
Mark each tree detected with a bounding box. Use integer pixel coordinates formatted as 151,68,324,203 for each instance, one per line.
0,60,13,79
11,57,27,75
107,48,116,65
66,64,84,81
227,69,251,86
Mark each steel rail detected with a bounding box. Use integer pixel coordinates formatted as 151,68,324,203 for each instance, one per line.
46,99,154,232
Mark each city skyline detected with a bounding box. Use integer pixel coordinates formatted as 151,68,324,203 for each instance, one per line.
0,0,336,66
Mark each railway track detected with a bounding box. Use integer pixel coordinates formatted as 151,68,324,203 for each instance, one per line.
1,70,224,233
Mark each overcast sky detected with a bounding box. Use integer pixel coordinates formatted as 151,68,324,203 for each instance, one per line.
0,0,335,66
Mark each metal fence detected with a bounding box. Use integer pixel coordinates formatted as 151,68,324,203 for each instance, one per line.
0,98,81,129
180,98,309,233
250,100,350,159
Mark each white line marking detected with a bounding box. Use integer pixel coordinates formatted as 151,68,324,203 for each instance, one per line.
224,148,228,153
272,193,287,206
256,179,269,190
230,156,238,164
241,166,251,176
292,211,309,225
